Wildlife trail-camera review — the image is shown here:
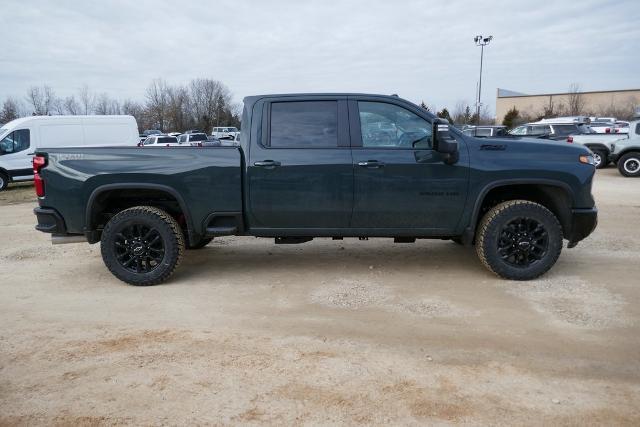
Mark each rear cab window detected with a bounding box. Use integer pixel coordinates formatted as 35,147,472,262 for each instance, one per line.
269,101,338,148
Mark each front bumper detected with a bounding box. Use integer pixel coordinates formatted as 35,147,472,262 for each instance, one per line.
34,207,66,234
567,207,598,248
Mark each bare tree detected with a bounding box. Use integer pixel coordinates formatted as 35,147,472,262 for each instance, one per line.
26,87,47,115
122,99,145,131
0,97,21,123
166,85,192,132
145,79,170,130
78,84,95,115
452,100,473,125
189,78,233,131
64,95,81,115
567,83,585,116
52,97,66,115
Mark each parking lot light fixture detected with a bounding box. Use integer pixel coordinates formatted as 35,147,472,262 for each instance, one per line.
474,35,493,132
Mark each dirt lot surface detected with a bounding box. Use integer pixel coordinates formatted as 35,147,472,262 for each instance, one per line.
1,169,639,425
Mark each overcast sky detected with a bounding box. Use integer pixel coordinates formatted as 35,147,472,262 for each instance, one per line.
1,0,638,114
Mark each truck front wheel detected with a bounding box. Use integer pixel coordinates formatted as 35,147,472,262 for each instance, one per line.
618,152,640,177
100,206,185,286
476,200,563,280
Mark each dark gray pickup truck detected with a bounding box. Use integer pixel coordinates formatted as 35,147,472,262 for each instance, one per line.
33,93,598,286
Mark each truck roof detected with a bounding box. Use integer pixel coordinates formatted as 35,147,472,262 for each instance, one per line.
244,93,397,102
1,115,135,129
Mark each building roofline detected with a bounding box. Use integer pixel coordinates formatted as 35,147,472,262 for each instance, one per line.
497,88,640,98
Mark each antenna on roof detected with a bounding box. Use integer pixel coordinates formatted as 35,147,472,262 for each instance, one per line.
390,94,399,97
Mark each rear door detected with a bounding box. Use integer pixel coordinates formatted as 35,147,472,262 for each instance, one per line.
349,97,469,231
247,97,353,230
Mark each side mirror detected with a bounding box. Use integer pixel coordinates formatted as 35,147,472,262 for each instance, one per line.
432,119,459,165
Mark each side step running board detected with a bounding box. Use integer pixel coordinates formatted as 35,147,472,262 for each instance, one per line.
205,226,238,236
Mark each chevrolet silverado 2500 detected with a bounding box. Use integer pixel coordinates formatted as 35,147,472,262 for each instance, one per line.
33,93,598,286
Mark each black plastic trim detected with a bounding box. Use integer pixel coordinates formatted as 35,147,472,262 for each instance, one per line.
85,183,195,243
34,207,66,234
567,207,598,248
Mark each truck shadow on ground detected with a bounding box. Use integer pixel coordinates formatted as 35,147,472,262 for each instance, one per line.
171,240,485,284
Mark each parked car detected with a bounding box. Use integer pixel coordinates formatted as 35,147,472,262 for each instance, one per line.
0,115,138,191
139,129,162,144
462,126,510,137
509,119,622,168
614,121,630,134
610,120,640,177
33,93,597,286
177,133,209,146
567,132,627,169
140,135,179,147
508,121,594,140
589,119,617,134
211,126,239,139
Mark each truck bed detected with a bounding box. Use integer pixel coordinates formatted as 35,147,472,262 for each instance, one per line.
37,147,243,238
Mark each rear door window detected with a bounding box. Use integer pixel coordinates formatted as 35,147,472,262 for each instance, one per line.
269,101,338,148
553,125,577,137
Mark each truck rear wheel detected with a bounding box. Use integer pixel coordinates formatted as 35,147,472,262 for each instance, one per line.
0,172,8,191
591,149,608,169
100,206,185,286
476,200,563,280
618,152,640,177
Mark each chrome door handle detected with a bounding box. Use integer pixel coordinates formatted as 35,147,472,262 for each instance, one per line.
358,160,384,168
254,160,281,168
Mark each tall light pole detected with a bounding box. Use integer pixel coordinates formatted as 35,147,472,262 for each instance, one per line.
474,35,493,131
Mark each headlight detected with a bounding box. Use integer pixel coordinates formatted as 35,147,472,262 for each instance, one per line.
579,154,595,165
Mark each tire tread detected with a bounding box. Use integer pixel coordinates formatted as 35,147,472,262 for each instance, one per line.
476,200,562,280
101,206,184,286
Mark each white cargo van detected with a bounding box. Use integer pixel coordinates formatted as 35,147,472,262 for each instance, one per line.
0,115,138,191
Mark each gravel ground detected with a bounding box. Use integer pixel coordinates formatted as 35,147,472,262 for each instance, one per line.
1,168,639,425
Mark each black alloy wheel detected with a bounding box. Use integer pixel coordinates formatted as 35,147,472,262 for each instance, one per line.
101,206,184,286
497,217,549,268
114,224,165,273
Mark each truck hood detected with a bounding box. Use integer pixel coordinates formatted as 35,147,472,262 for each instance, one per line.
470,135,591,158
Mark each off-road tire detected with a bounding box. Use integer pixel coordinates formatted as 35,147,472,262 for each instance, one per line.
617,152,640,177
186,236,213,250
476,200,563,280
0,172,8,191
101,206,184,286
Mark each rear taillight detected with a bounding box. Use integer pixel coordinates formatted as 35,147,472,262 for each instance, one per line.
567,136,573,143
33,155,47,197
605,128,611,133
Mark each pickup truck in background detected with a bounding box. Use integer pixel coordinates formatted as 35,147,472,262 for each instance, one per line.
610,120,640,177
567,132,628,169
33,93,598,286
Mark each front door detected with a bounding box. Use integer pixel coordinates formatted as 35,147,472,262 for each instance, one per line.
349,99,468,232
0,129,33,178
247,98,353,230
